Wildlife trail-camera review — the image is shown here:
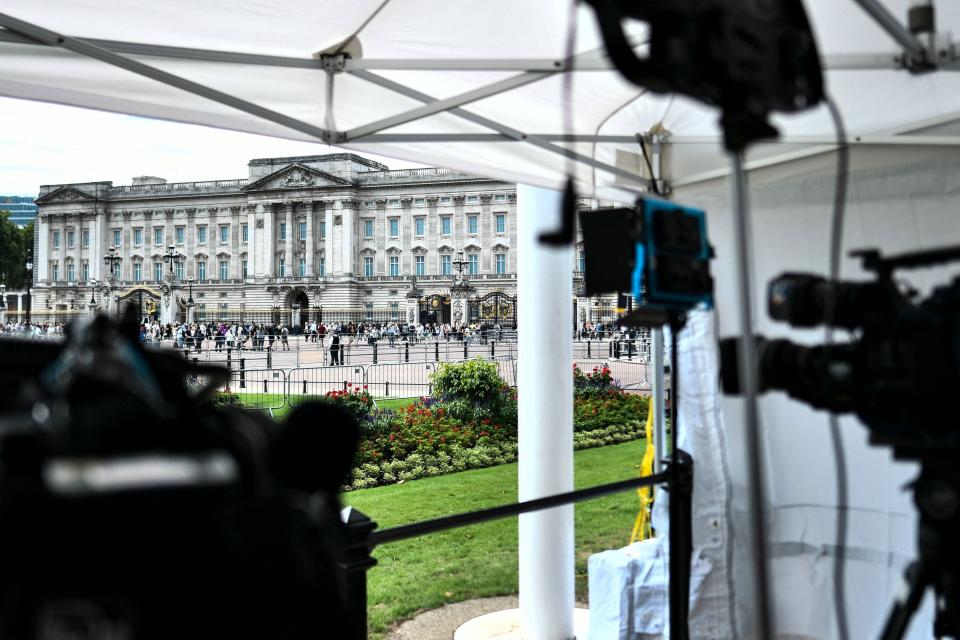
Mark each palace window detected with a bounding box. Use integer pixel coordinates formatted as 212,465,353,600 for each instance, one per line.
495,194,507,202
390,302,400,320
468,253,478,275
279,223,286,242
439,196,452,205
466,195,478,204
82,229,90,248
319,256,325,276
154,227,163,246
364,200,375,208
133,228,142,246
197,226,207,244
198,303,206,321
319,220,326,239
415,254,425,276
220,225,229,244
242,260,248,279
364,219,374,238
440,254,451,275
389,218,399,238
441,216,451,235
388,198,400,208
414,198,425,206
154,262,163,281
241,223,248,243
467,215,478,234
298,257,306,277
111,229,120,247
220,303,229,318
495,214,506,234
277,257,285,278
220,260,229,281
176,226,185,245
299,222,306,241
175,260,184,281
364,256,374,277
51,262,59,282
578,250,585,272
365,302,373,320
389,255,400,276
197,260,207,281
66,230,75,248
66,261,75,282
496,253,506,274
415,217,425,236
81,261,89,282
133,262,141,282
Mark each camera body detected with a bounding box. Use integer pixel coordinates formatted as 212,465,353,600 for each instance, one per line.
721,246,960,448
0,315,358,639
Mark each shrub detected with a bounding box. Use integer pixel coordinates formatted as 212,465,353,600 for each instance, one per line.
573,364,616,398
431,358,506,405
214,391,242,406
322,383,374,423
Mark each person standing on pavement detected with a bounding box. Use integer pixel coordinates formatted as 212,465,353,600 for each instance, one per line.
329,331,341,365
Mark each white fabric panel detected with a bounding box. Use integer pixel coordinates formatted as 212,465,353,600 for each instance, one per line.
2,1,959,195
674,146,960,639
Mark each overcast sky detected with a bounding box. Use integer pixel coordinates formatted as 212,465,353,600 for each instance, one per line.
0,97,422,196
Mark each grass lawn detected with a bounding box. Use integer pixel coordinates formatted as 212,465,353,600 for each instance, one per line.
344,439,648,638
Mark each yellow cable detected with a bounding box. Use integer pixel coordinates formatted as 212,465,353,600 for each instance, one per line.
630,398,656,544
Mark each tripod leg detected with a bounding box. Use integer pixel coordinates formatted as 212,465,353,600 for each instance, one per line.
880,563,927,640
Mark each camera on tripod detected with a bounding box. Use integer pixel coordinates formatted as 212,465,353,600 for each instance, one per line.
721,244,960,639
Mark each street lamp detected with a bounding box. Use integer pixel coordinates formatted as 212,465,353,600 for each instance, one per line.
163,243,178,277
104,246,122,281
25,248,33,326
89,281,97,306
187,278,195,306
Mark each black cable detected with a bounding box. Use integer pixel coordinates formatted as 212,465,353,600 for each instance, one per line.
637,135,661,196
562,0,578,180
824,95,851,640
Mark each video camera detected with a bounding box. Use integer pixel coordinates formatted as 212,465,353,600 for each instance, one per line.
0,313,359,639
720,245,960,450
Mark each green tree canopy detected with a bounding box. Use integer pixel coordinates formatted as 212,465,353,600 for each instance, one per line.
0,211,33,289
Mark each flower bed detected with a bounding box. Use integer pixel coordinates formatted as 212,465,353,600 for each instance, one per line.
312,359,648,490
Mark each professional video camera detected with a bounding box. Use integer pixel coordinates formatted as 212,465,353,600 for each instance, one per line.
720,245,960,447
0,313,359,639
721,245,960,639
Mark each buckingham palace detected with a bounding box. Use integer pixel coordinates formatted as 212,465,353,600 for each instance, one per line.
28,153,616,328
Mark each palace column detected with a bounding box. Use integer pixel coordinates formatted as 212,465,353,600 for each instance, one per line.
305,201,315,277
340,199,356,275
253,203,271,279
246,204,256,280
285,201,294,277
325,205,335,274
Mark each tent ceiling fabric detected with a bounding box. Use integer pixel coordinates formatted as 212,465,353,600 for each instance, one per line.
1,0,959,196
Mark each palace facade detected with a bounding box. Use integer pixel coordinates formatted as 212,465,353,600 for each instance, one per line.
29,153,614,328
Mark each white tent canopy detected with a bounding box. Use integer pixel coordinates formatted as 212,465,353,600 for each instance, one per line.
4,2,960,638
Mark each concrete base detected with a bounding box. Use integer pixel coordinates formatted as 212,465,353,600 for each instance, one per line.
454,608,589,640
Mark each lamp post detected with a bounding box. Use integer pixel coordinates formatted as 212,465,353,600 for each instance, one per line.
89,280,97,315
104,246,122,281
25,248,33,326
163,244,178,278
186,278,195,323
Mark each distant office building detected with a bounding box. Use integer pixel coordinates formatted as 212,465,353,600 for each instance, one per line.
0,195,37,227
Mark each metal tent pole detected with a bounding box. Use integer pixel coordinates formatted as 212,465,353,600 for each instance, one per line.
729,152,774,640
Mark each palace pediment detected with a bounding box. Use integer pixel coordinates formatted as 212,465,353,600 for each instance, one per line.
241,163,353,192
35,186,96,204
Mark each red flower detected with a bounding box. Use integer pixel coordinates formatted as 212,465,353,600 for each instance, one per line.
389,434,395,441
363,384,369,389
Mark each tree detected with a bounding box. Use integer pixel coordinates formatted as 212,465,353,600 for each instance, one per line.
0,211,33,289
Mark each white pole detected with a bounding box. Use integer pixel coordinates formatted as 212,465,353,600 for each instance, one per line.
517,184,574,640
